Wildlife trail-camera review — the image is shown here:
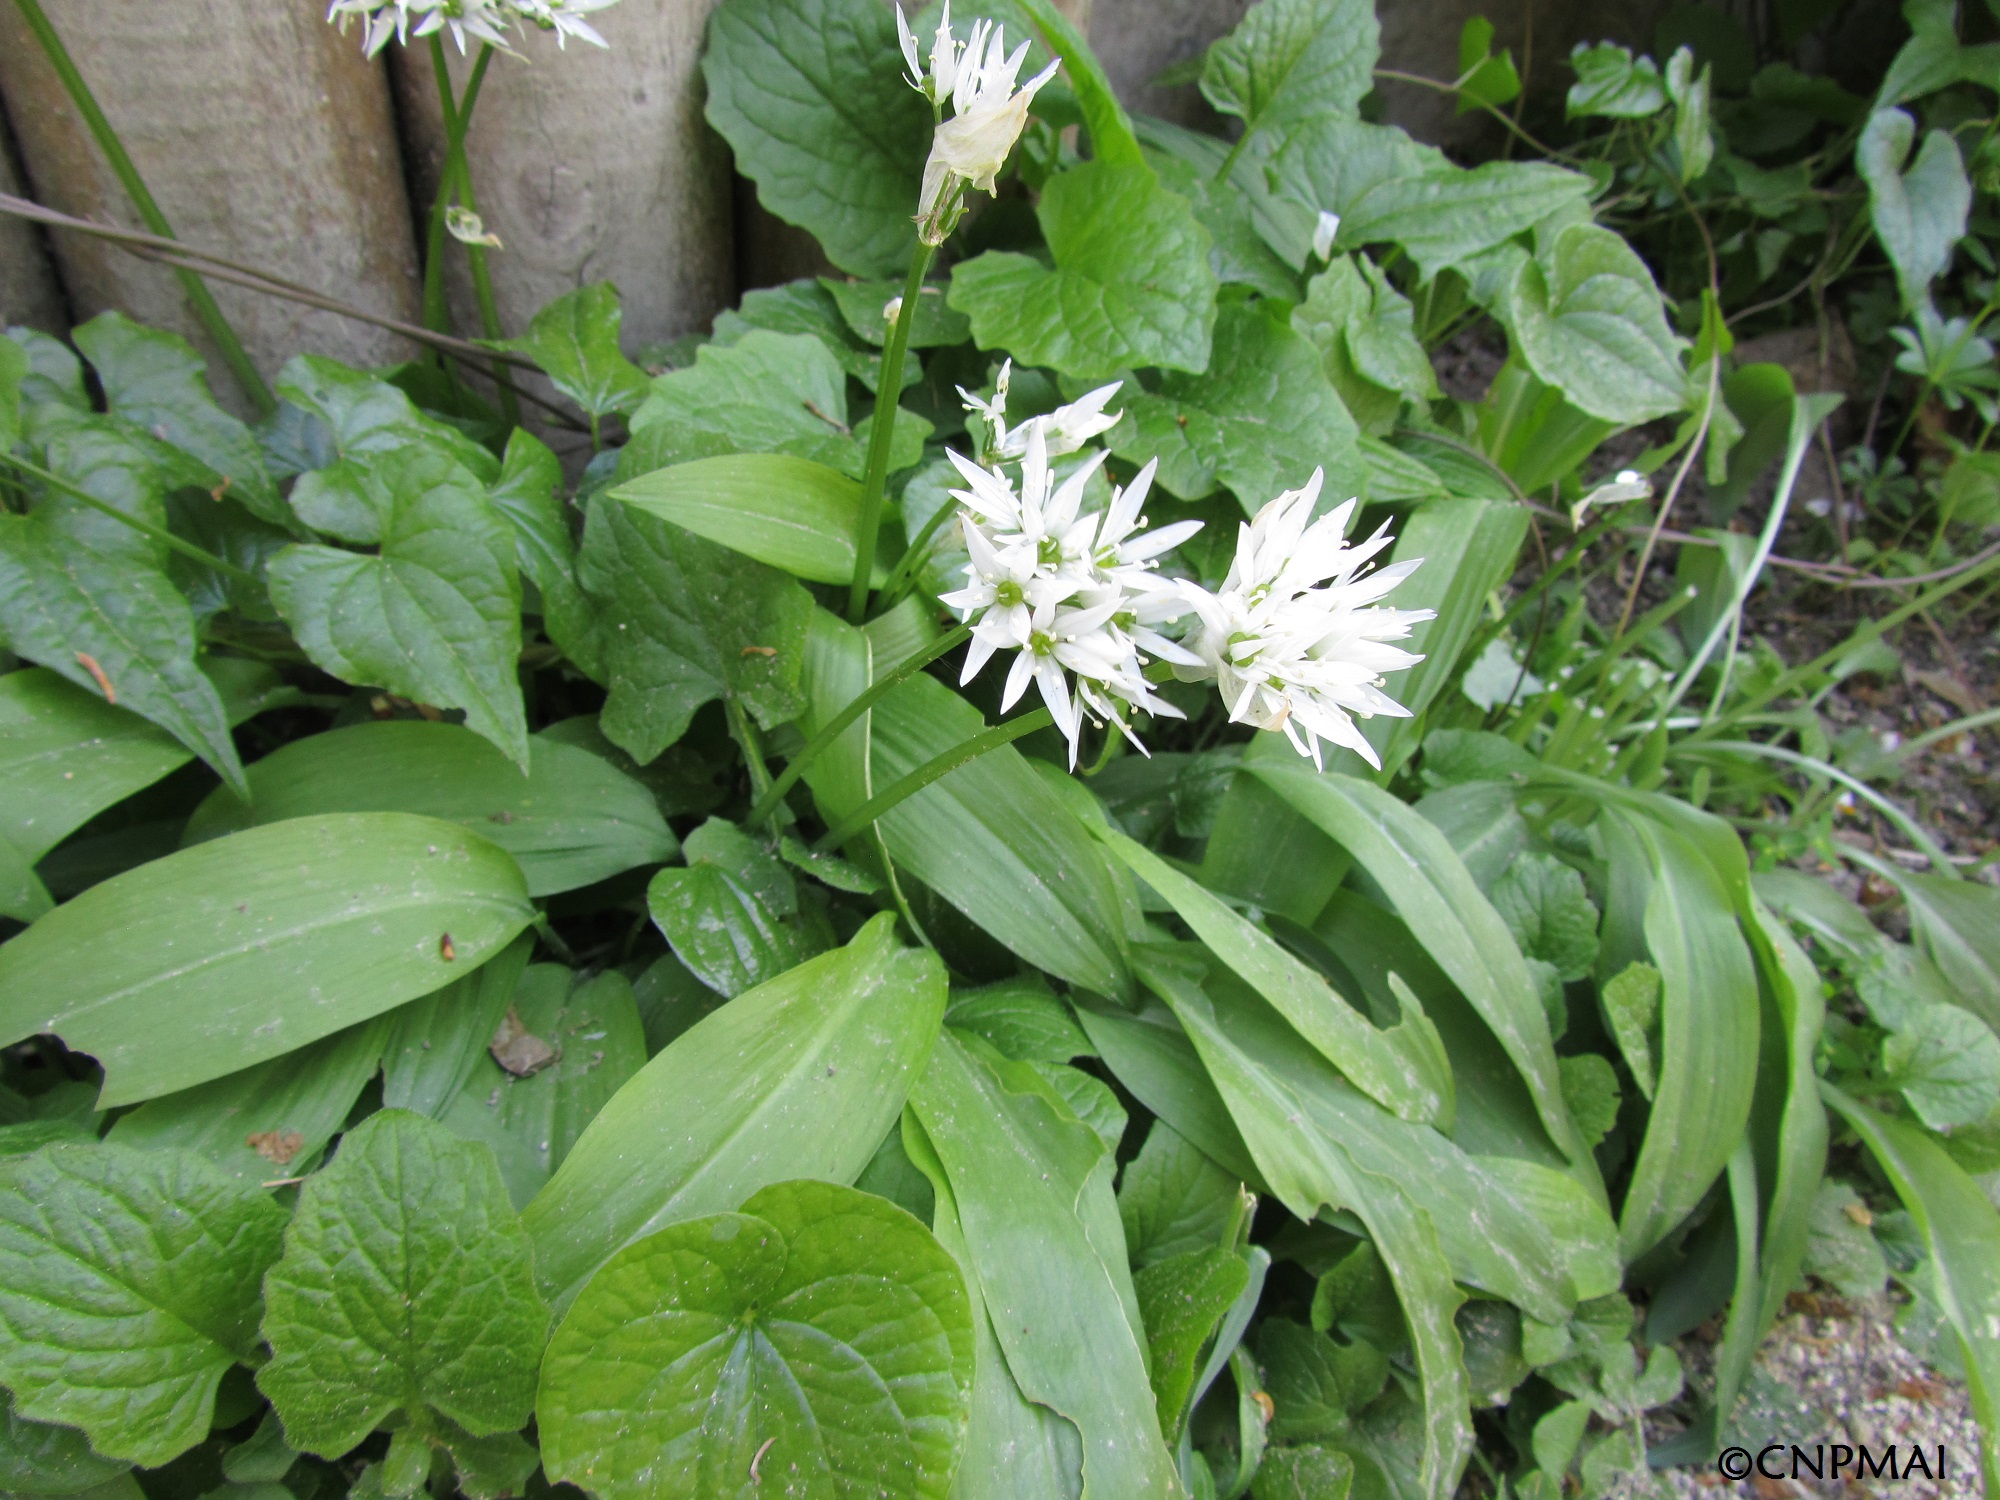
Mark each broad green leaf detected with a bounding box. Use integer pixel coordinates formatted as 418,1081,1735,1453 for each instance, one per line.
1413,780,1530,891
1883,1003,2000,1130
1604,812,1759,1260
380,933,534,1118
274,355,498,483
1101,826,1450,1126
1002,0,1142,166
1247,765,1593,1177
258,1110,549,1455
646,858,819,999
1292,256,1438,437
0,813,534,1107
493,282,650,419
945,977,1093,1066
1456,16,1521,113
1257,1318,1388,1441
1876,0,2000,107
800,615,1135,998
1136,1247,1249,1437
1889,871,2000,1034
1599,962,1661,1100
270,450,526,768
539,1179,973,1499
910,1031,1182,1499
1200,0,1380,143
108,1017,389,1182
620,330,928,483
712,280,915,393
1253,1443,1356,1500
1556,1056,1619,1148
1803,1180,1887,1298
0,335,23,451
1491,223,1686,425
0,661,277,867
1076,1002,1261,1188
823,277,970,348
1665,49,1715,184
703,0,930,277
1823,1085,2000,1490
431,967,648,1207
183,721,675,897
950,161,1218,382
1489,852,1601,982
0,1390,130,1493
1265,119,1591,281
0,1142,287,1466
1034,1059,1127,1156
1119,1120,1242,1269
1859,107,1971,313
611,453,876,585
576,492,815,763
1133,957,1471,1500
1136,119,1303,300
1565,43,1666,118
0,473,247,797
70,313,281,524
487,429,600,678
524,913,946,1309
1111,301,1362,510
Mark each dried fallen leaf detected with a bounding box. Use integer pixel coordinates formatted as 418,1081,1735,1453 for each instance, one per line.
247,1129,306,1166
490,1005,558,1077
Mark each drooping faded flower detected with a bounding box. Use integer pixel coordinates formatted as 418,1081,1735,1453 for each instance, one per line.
896,10,1059,245
1178,470,1433,770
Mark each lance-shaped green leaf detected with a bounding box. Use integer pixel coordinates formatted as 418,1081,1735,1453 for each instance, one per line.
524,913,946,1310
703,0,931,278
1604,811,1759,1260
1859,108,1971,314
109,1016,389,1182
1248,765,1597,1180
1098,826,1449,1125
492,283,650,419
1201,0,1379,147
0,1391,131,1494
0,1142,288,1466
381,934,534,1119
1135,1247,1250,1438
950,160,1218,382
800,616,1135,998
1823,1085,2000,1492
270,449,526,769
539,1179,973,1499
487,430,600,679
183,720,675,897
576,491,815,764
258,1110,549,1457
437,967,649,1208
1110,300,1362,510
0,813,534,1107
275,355,498,483
910,1031,1182,1499
611,453,875,586
1888,871,2000,1035
1490,222,1686,426
1132,956,1471,1500
71,313,281,525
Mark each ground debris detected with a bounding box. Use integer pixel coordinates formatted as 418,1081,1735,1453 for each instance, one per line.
489,1006,559,1077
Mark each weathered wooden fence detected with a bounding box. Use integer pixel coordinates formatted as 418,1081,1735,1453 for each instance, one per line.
0,0,1662,407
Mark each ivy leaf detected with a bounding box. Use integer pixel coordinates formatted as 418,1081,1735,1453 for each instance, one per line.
269,448,528,769
492,283,650,420
70,313,283,526
258,1110,550,1458
620,330,928,482
575,494,814,763
0,1142,288,1467
1119,1120,1242,1270
274,356,498,484
950,161,1218,382
1292,255,1438,436
1200,0,1380,145
486,429,601,679
539,1179,973,1500
1489,852,1600,981
1881,1003,2000,1131
1111,300,1362,510
1859,107,1971,314
1565,43,1666,118
1491,222,1687,425
1135,1246,1250,1437
702,0,930,277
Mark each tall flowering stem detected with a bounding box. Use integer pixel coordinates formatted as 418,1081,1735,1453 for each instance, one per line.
846,240,936,623
10,0,273,414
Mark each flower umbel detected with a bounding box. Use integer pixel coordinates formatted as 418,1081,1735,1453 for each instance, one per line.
1179,470,1433,770
958,360,1124,464
898,9,1059,245
326,0,617,57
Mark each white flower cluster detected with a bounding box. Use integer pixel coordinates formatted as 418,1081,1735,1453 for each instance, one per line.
326,0,617,57
939,380,1433,770
896,4,1058,245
